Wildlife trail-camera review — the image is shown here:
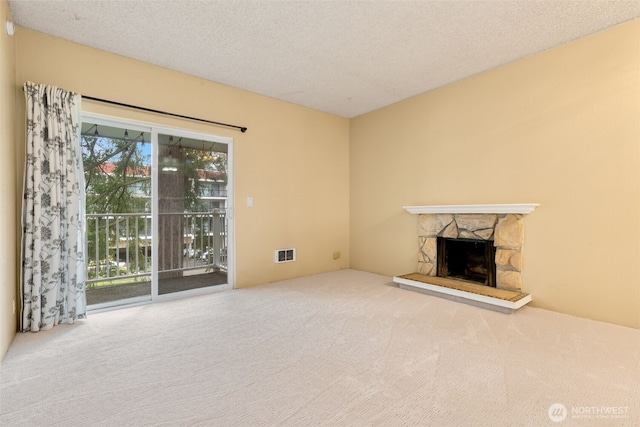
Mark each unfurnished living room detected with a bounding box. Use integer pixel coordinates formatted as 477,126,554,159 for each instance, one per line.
1,1,639,426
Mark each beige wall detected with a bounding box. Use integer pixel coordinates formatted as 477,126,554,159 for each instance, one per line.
351,20,640,328
0,0,17,359
14,28,350,293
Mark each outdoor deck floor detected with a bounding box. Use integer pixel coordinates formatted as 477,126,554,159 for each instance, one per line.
86,271,228,305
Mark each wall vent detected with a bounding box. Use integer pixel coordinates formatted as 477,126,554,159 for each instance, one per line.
275,248,296,263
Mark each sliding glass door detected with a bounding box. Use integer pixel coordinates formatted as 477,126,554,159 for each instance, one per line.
82,120,152,306
156,133,229,295
81,116,233,309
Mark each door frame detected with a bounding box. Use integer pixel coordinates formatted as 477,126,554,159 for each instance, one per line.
82,112,234,311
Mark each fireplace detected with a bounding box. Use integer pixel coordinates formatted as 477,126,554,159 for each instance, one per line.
437,237,496,287
394,204,538,312
412,210,533,291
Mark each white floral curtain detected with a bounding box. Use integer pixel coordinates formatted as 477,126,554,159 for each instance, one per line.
21,82,87,332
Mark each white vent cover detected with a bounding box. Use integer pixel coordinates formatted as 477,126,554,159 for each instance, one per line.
275,248,296,263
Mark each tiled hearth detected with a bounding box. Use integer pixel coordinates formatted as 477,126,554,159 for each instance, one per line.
393,204,538,313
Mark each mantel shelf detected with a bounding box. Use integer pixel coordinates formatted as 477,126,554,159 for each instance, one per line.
403,204,539,215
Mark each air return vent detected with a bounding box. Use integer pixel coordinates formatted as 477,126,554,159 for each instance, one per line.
275,248,296,263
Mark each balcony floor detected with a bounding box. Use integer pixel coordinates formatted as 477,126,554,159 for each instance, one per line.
86,271,228,306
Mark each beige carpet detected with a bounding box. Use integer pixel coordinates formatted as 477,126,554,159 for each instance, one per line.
1,269,639,426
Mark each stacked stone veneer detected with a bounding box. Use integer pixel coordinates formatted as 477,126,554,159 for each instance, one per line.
417,213,525,290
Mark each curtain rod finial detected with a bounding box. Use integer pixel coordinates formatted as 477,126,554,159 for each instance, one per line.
241,127,247,133
5,20,15,37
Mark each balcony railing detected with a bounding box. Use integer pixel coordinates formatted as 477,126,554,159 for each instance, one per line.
201,189,228,198
86,210,227,286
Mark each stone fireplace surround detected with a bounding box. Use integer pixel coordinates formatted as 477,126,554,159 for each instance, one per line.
395,204,538,312
419,213,523,290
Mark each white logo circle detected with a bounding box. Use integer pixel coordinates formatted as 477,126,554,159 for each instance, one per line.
548,403,568,423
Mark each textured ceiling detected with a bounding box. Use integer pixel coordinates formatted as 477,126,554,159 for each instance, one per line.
8,1,640,118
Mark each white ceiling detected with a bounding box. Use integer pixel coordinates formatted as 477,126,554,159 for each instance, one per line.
8,1,640,118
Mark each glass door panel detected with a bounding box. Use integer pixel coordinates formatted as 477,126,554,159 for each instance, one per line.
81,121,152,306
157,134,229,295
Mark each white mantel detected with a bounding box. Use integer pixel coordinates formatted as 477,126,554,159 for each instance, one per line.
403,204,539,215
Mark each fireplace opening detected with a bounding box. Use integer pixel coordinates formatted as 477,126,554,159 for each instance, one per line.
437,237,496,287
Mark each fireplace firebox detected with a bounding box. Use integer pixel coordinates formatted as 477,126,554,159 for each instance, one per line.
437,237,496,287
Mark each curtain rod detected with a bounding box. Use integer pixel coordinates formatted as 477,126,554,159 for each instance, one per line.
82,95,247,133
